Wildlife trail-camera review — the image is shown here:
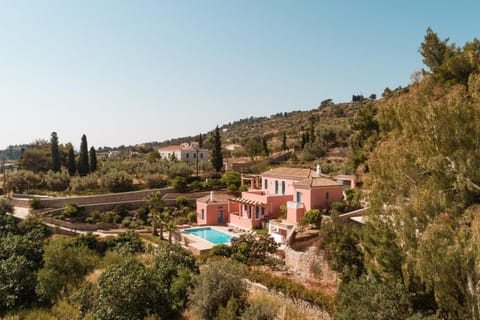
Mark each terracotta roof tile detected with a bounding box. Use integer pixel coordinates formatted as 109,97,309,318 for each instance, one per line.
261,167,312,180
196,192,232,203
294,176,343,188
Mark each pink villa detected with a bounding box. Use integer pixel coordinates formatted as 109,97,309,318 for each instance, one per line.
196,166,345,243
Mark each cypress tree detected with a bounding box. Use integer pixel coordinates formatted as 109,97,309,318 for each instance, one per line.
67,145,76,176
211,126,223,172
50,132,61,172
282,132,287,151
89,147,97,172
78,134,90,176
198,133,203,148
262,137,269,156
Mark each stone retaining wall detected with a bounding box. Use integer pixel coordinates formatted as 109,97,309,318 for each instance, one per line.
10,189,210,209
246,279,331,320
42,216,118,231
285,246,339,284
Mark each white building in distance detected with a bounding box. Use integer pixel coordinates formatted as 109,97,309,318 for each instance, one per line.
158,142,209,164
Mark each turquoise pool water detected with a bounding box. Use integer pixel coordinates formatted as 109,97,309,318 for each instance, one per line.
184,227,233,245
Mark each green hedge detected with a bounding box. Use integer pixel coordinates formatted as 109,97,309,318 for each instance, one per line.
247,269,334,314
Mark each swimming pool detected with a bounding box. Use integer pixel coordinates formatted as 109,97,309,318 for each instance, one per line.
184,227,233,245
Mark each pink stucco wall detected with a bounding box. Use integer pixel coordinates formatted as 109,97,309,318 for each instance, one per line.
229,213,261,229
261,176,299,196
286,203,306,224
196,201,230,226
296,186,344,211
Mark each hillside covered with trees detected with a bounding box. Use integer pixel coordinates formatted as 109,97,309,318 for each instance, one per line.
324,28,480,319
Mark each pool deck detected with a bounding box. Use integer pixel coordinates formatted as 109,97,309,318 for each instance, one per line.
180,226,240,255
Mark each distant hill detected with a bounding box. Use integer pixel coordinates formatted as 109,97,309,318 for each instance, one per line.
147,100,368,150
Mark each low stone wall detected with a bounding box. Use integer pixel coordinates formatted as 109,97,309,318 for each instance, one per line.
42,216,118,231
337,207,368,222
33,188,171,208
10,189,210,209
285,246,339,285
246,279,331,320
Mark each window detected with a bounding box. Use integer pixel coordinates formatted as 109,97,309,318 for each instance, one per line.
255,207,259,219
201,209,205,220
248,207,252,219
275,181,279,194
325,192,329,200
193,153,196,159
296,192,301,203
281,181,286,195
200,153,204,159
261,207,265,216
264,179,268,190
243,204,247,211
186,153,189,159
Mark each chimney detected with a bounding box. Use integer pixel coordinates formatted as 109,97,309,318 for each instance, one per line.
316,164,321,177
210,191,214,202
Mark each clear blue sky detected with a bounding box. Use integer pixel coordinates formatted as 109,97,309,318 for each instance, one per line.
1,0,479,150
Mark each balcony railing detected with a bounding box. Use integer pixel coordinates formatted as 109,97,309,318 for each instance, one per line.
287,201,304,209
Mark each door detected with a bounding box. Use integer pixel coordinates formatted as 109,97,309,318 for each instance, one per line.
218,208,223,224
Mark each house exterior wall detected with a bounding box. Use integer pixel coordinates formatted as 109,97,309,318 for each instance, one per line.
229,212,261,229
295,186,344,211
286,201,306,224
159,148,209,164
261,176,298,196
196,201,230,226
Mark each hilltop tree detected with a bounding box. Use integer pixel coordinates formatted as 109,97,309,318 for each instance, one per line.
50,132,61,172
198,133,203,148
78,135,89,176
420,27,452,74
67,145,76,176
211,126,223,172
89,147,97,172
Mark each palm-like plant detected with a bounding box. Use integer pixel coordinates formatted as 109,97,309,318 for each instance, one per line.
165,220,178,244
146,191,165,237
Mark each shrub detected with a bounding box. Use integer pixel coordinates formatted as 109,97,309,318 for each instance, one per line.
175,196,189,209
121,216,132,228
209,244,232,258
90,210,101,222
301,209,322,229
135,207,149,222
43,169,70,191
143,173,167,188
171,176,187,192
113,215,122,224
69,174,100,192
103,212,113,223
187,211,197,224
247,270,333,313
99,170,133,192
63,203,83,218
29,198,42,210
85,217,95,224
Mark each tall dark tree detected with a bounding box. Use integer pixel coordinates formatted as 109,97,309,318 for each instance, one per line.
67,145,76,176
78,135,90,176
282,132,287,151
50,132,60,172
211,126,223,172
261,137,269,156
198,133,203,148
89,147,97,172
